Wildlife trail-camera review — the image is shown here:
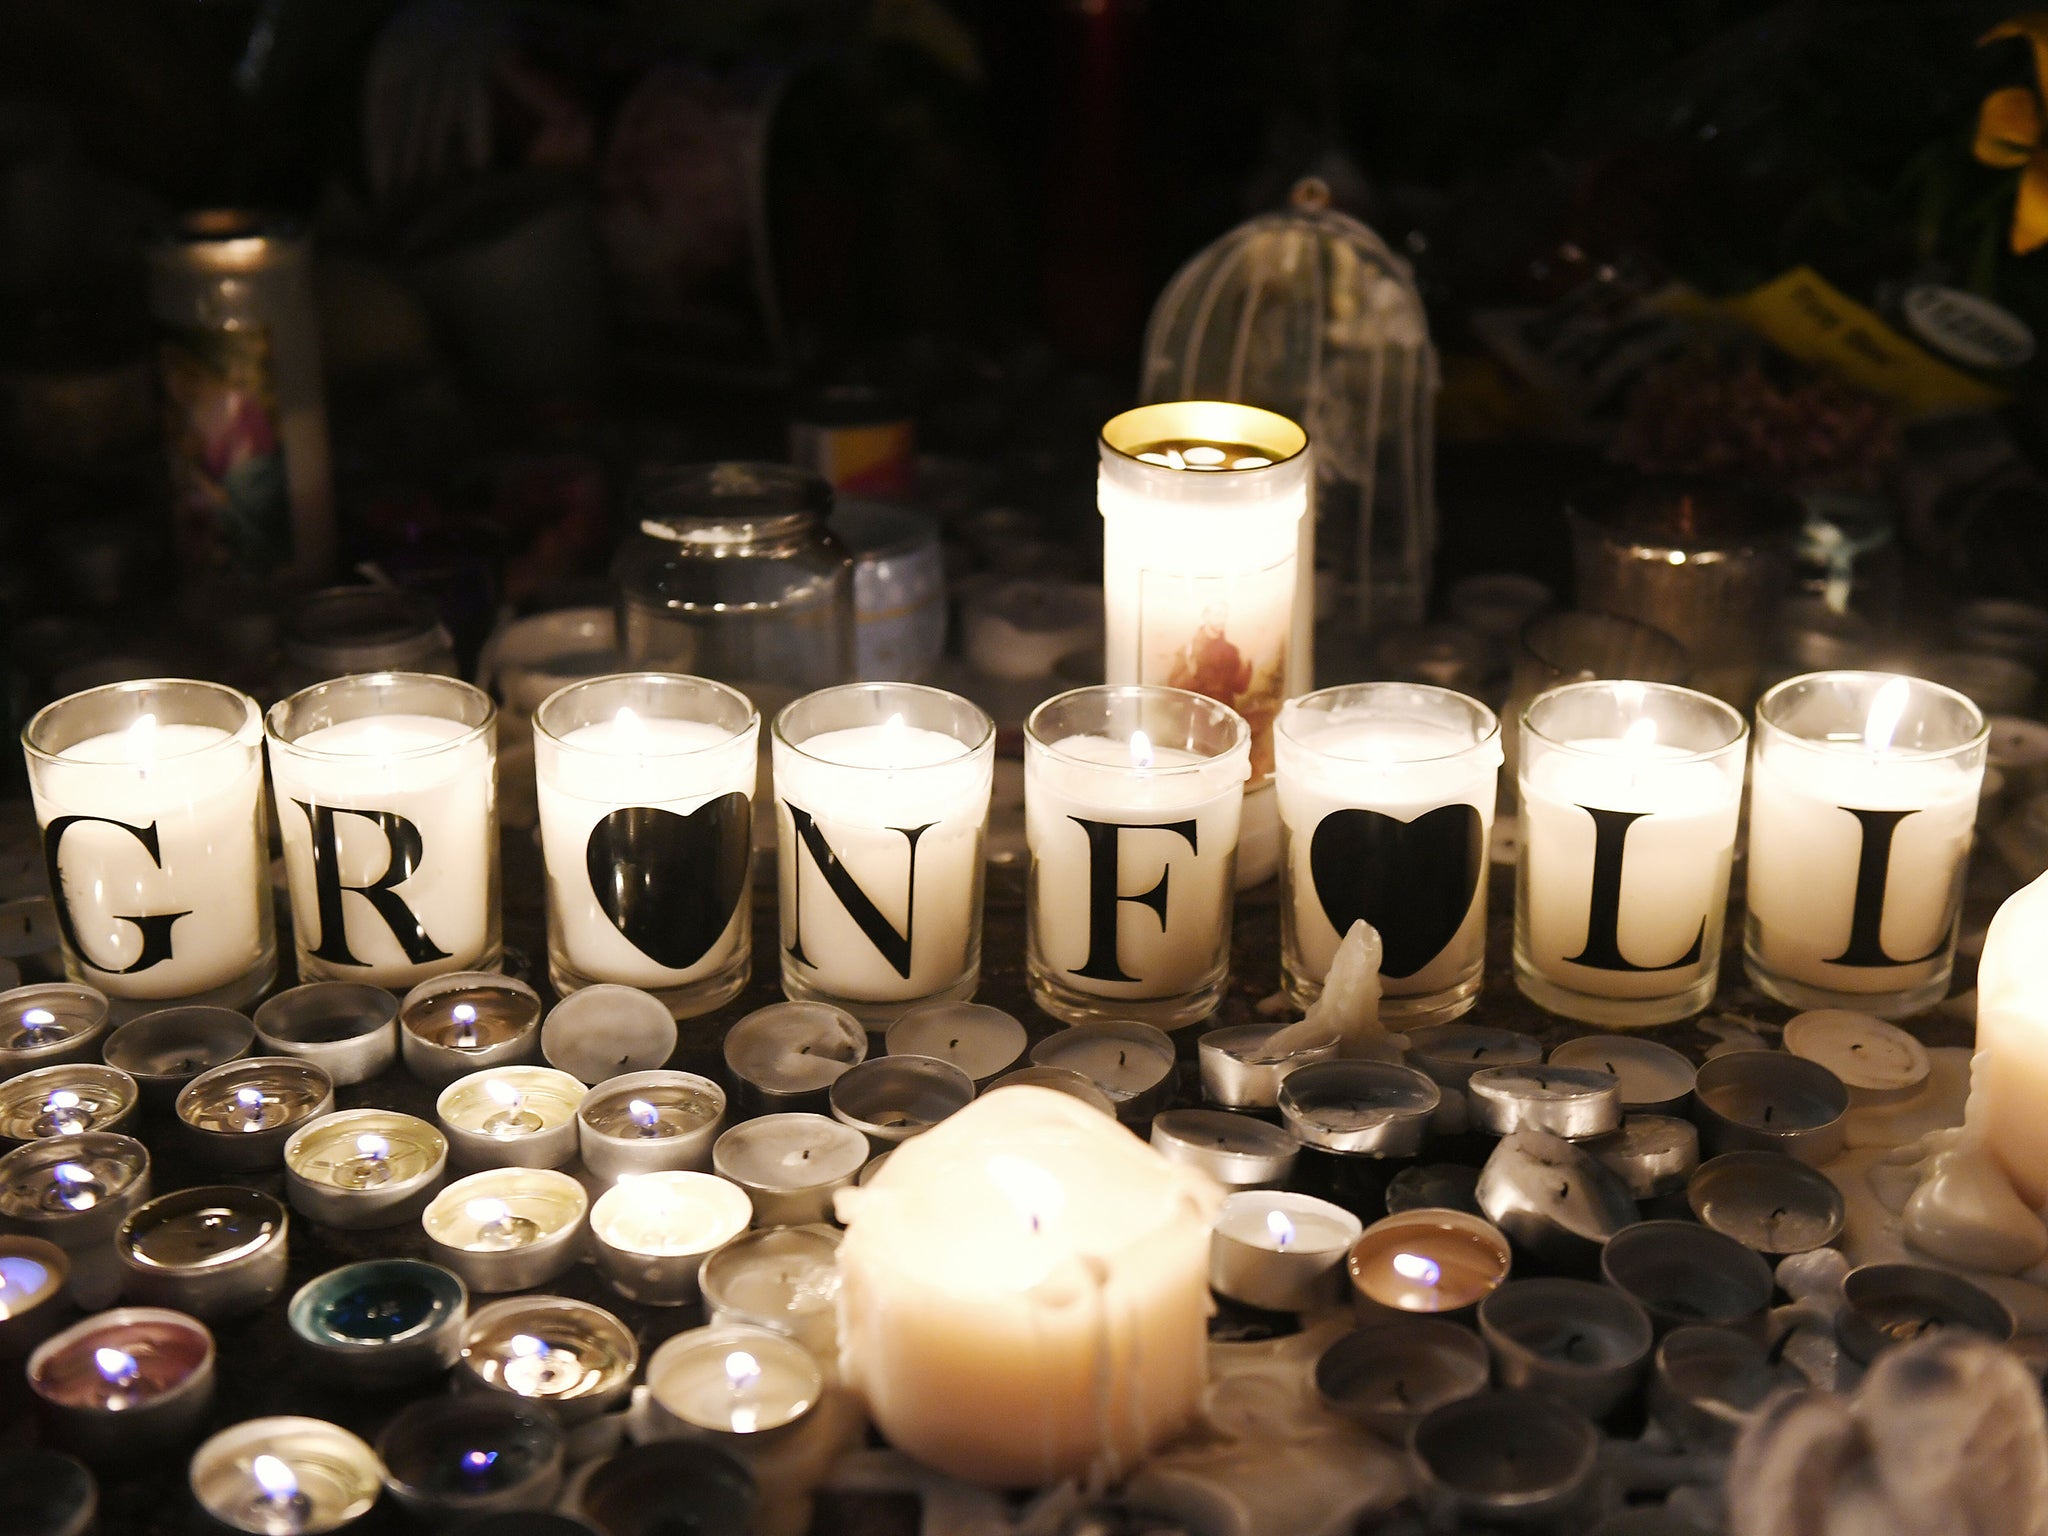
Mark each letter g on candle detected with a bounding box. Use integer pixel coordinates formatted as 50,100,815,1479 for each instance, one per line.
41,814,188,974
1069,816,1199,983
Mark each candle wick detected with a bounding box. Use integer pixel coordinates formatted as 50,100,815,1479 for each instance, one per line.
1850,1042,1864,1053
1763,1105,1775,1125
949,1038,960,1050
1556,1181,1570,1200
801,1148,810,1161
1771,1206,1788,1223
1117,1050,1127,1068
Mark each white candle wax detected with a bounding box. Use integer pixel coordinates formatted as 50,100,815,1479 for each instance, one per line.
1973,871,2048,1205
30,718,267,1002
775,721,990,1010
271,714,494,989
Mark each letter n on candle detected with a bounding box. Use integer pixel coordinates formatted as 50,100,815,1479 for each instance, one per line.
784,804,932,978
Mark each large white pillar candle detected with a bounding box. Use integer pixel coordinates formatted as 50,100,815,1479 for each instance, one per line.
1025,686,1250,1028
266,673,498,991
1098,400,1311,889
1975,870,2048,1206
772,684,993,1025
23,680,273,1012
1275,683,1500,1022
1515,681,1746,1027
534,673,759,1017
1745,672,1986,1017
835,1084,1222,1487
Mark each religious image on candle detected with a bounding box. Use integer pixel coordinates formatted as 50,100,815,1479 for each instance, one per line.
534,674,759,1017
771,684,994,1024
24,679,274,1011
266,673,500,992
1745,672,1986,1017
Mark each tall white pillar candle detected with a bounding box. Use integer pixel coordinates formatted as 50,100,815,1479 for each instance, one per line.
1025,686,1250,1028
772,684,993,1026
24,680,273,1012
1745,672,1986,1017
1275,683,1500,1022
1975,869,2048,1205
534,673,758,1017
267,673,498,991
1515,681,1746,1027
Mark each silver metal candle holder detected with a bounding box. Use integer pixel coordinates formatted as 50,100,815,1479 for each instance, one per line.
0,1234,69,1358
1690,1050,1848,1165
1408,1389,1599,1526
711,1114,869,1227
252,982,400,1087
422,1167,588,1294
1548,1035,1696,1116
1314,1319,1489,1441
439,1067,586,1171
286,1258,469,1390
828,1055,975,1152
374,1396,566,1522
1477,1278,1654,1419
1584,1115,1700,1201
284,1109,449,1229
883,1002,1027,1087
1476,1128,1639,1270
1277,1060,1439,1157
0,984,111,1081
1686,1149,1845,1256
458,1296,639,1425
540,985,677,1087
173,1057,334,1171
1467,1064,1624,1141
27,1306,216,1461
189,1415,382,1535
576,1069,726,1182
400,972,544,1088
1149,1108,1299,1190
115,1185,289,1320
0,1064,139,1144
1835,1262,2015,1364
722,1002,867,1115
101,1007,253,1110
1196,1022,1338,1111
1600,1219,1773,1339
1027,1021,1176,1124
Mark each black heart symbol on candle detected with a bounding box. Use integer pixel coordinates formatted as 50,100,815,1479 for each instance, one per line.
586,794,751,970
1308,804,1483,978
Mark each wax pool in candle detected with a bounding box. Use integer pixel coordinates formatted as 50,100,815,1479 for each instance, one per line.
1348,1210,1512,1314
648,1324,822,1436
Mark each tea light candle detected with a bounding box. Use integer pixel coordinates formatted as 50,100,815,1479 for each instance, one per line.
698,1225,842,1360
399,973,542,1087
0,984,110,1079
883,1002,1027,1086
1467,1064,1624,1141
1149,1108,1298,1190
286,1259,467,1389
1835,1262,2015,1364
251,982,398,1087
572,1443,755,1536
577,1070,726,1182
712,1114,869,1227
1196,1022,1338,1110
173,1057,333,1170
1476,1278,1655,1418
266,673,500,991
1781,1008,1929,1104
0,1064,138,1143
828,1055,975,1150
1208,1191,1361,1312
1650,1324,1787,1452
588,1171,752,1305
0,1234,69,1357
1403,1021,1545,1091
539,984,677,1086
1346,1208,1511,1319
1548,1036,1697,1115
1408,1390,1599,1525
374,1397,565,1522
723,1003,866,1115
283,1109,448,1229
116,1185,288,1320
438,1067,585,1171
28,1306,215,1459
1475,1129,1639,1268
0,1133,151,1305
1746,672,1986,1016
1600,1219,1772,1338
1276,1060,1439,1157
189,1416,381,1535
1313,1318,1490,1440
1584,1114,1699,1200
982,1065,1118,1116
645,1323,822,1439
459,1296,638,1423
1385,1164,1483,1217
1686,1149,1845,1256
771,684,994,1023
1691,1050,1848,1165
101,1006,252,1109
422,1168,587,1293
1028,1021,1177,1123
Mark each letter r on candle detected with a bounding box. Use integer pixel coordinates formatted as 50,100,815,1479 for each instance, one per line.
292,802,451,968
1068,816,1199,983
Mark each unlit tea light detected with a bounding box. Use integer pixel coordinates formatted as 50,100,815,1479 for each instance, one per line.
101,1007,252,1108
883,1002,1027,1085
828,1055,975,1149
723,1003,866,1114
1686,1150,1845,1256
1149,1108,1298,1190
1467,1064,1623,1141
712,1114,869,1227
1549,1036,1697,1115
1197,1022,1338,1110
1029,1020,1177,1122
1691,1050,1848,1165
698,1225,842,1360
539,984,677,1086
1314,1319,1489,1440
1781,1009,1929,1102
251,983,398,1087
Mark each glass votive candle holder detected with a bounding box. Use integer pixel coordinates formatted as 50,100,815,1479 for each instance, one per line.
1745,671,1987,1016
284,1109,449,1229
116,1185,288,1320
173,1057,334,1171
1024,685,1251,1028
0,1064,139,1144
400,972,542,1087
540,984,676,1086
645,1323,823,1441
712,1114,869,1227
589,1172,753,1306
1209,1190,1362,1313
24,678,274,1014
0,1234,70,1357
0,984,111,1079
28,1306,216,1460
423,1168,587,1293
458,1296,639,1423
1515,680,1747,1027
438,1067,585,1171
1028,1020,1177,1124
189,1416,381,1536
252,982,399,1087
1150,1108,1300,1191
101,1006,253,1110
375,1396,565,1522
1347,1208,1512,1321
698,1225,842,1361
771,683,995,1026
535,673,760,1016
266,672,500,992
287,1259,468,1389
1275,683,1501,1022
576,1070,726,1182
722,1002,866,1115
827,1055,975,1152
882,1002,1027,1087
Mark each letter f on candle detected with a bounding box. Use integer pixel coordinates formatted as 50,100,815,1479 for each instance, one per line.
1067,817,1199,983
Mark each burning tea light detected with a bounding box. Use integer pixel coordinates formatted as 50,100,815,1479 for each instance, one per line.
286,1259,468,1389
698,1225,843,1361
422,1168,587,1293
576,1071,725,1183
538,984,678,1086
1548,1036,1697,1115
399,973,543,1087
712,1114,870,1227
1149,1107,1299,1190
588,1171,752,1305
438,1067,584,1171
1346,1208,1511,1319
646,1323,822,1439
828,1055,975,1150
1467,1064,1624,1141
722,1002,867,1115
1313,1319,1491,1440
1477,1278,1655,1419
1686,1149,1845,1256
251,983,399,1087
1691,1050,1848,1165
374,1396,565,1522
1196,1021,1339,1110
283,1110,448,1229
0,985,110,1079
28,1306,216,1459
116,1185,289,1321
459,1296,638,1423
1028,1020,1178,1123
101,1007,253,1108
883,1002,1027,1086
1208,1191,1362,1313
0,1134,150,1308
174,1058,333,1171
0,1235,68,1357
1276,1059,1440,1157
1781,1009,1930,1103
189,1416,381,1535
0,1064,138,1144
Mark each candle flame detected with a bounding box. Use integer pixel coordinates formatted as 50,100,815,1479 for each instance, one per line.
355,1134,389,1160
1129,729,1155,770
51,1162,93,1199
484,1078,522,1110
234,1086,265,1111
507,1332,549,1358
460,1449,499,1477
1866,676,1912,756
986,1153,1065,1235
452,1005,478,1025
251,1455,299,1502
1623,716,1658,751
1391,1251,1442,1287
628,1098,660,1132
466,1197,512,1228
127,713,157,773
94,1346,138,1385
46,1090,79,1112
21,1008,53,1030
725,1349,763,1391
1265,1208,1296,1251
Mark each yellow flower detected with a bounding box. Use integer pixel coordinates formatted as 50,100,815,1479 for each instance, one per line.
1978,14,2048,253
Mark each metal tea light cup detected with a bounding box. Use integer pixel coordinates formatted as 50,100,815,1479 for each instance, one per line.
116,1186,288,1321
1835,1263,2015,1364
1599,1219,1773,1338
28,1306,216,1462
1314,1319,1490,1441
439,1067,586,1172
577,1069,726,1182
375,1396,565,1522
1475,1128,1639,1270
189,1416,382,1536
1477,1278,1654,1419
1585,1115,1700,1201
723,1002,866,1115
173,1057,334,1171
712,1114,869,1227
284,1109,448,1229
1691,1051,1848,1165
1028,1021,1176,1124
422,1168,588,1294
399,972,543,1087
0,985,111,1080
1408,1389,1600,1527
1150,1108,1300,1190
0,1064,139,1145
1467,1064,1624,1140
458,1296,639,1424
1686,1150,1845,1256
102,1007,253,1110
252,982,399,1087
828,1055,975,1152
0,1235,70,1358
1278,1060,1440,1157
1197,1022,1338,1110
287,1259,468,1389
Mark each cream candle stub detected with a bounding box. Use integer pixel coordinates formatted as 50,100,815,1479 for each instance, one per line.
1548,1035,1697,1113
713,1113,870,1227
1782,1010,1930,1101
